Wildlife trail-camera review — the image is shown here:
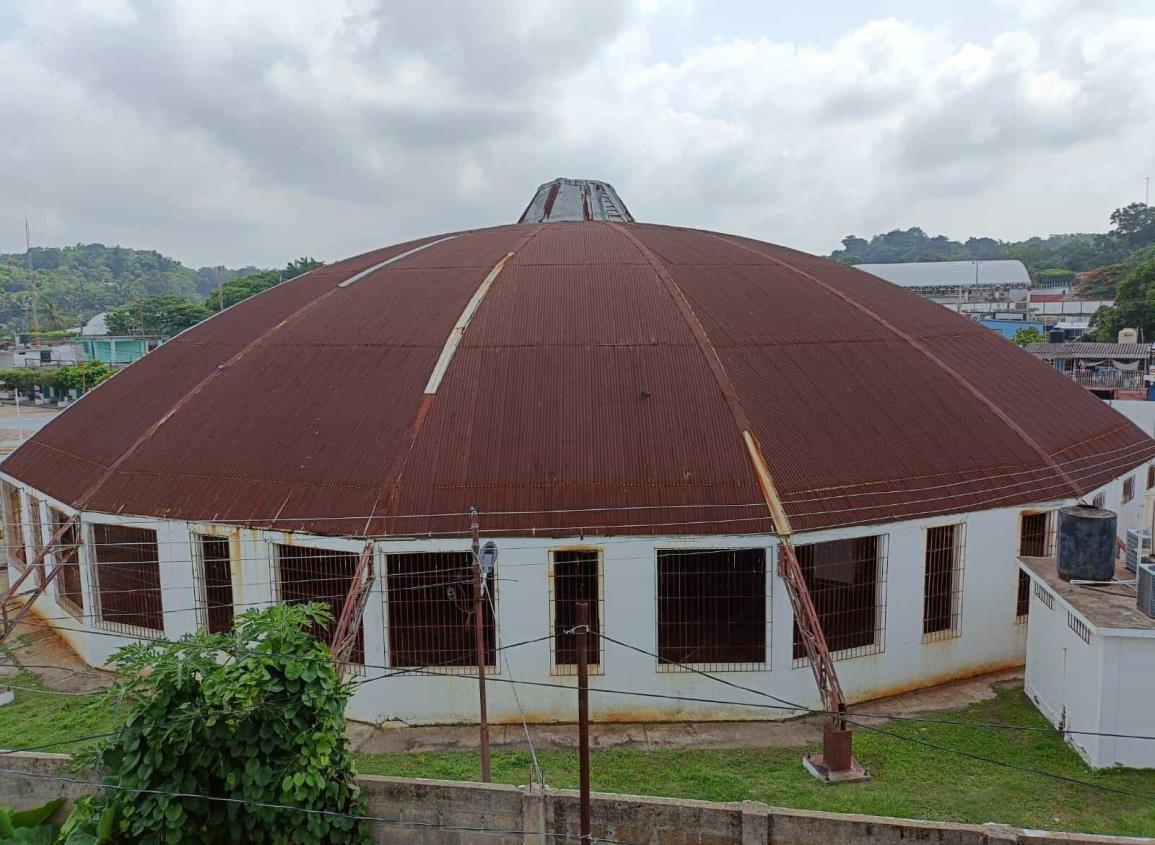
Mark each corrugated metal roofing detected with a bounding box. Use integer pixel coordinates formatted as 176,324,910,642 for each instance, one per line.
1025,343,1151,359
4,220,1153,539
856,259,1030,288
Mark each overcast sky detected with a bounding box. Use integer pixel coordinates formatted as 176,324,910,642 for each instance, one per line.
2,0,1153,267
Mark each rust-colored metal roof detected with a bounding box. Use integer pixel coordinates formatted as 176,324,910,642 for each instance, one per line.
5,220,1153,539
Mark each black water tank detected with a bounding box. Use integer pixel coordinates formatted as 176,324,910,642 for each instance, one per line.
1057,505,1117,581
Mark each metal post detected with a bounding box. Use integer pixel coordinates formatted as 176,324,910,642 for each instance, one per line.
576,601,591,842
470,505,492,783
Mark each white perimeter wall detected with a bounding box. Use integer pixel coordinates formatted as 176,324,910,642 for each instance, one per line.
3,466,1151,726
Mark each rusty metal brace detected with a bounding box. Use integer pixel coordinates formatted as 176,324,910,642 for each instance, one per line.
329,541,375,676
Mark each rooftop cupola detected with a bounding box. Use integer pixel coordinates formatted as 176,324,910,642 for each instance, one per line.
518,178,634,223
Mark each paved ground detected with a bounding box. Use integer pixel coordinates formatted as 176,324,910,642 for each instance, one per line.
345,668,1024,754
0,617,115,694
0,402,59,457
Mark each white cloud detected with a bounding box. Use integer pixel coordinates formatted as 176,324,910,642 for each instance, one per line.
1,0,1153,266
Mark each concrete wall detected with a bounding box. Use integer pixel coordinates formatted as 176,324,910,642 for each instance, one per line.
1021,570,1155,769
0,753,1148,845
2,465,1150,725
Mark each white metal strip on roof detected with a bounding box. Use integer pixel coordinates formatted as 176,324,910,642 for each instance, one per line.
337,235,458,288
424,251,514,394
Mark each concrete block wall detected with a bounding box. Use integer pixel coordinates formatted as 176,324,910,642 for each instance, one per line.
0,753,1150,845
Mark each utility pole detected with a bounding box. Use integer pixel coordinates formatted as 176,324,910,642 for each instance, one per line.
24,216,40,345
575,601,592,843
470,505,492,782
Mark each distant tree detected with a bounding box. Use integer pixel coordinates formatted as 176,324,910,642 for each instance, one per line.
1090,253,1155,341
206,258,326,313
284,256,324,278
106,295,210,336
1109,203,1155,249
1012,326,1047,347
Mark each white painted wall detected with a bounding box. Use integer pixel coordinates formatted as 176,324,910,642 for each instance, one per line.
1021,568,1155,768
0,467,1148,726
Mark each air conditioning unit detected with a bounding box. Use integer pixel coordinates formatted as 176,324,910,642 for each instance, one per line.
1126,528,1151,572
1138,561,1155,619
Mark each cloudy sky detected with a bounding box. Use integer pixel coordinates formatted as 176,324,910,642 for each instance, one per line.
1,0,1153,267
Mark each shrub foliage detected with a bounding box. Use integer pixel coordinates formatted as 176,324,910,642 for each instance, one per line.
75,605,370,845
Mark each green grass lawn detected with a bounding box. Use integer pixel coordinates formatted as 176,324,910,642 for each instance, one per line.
2,661,1153,838
355,689,1155,838
0,671,116,755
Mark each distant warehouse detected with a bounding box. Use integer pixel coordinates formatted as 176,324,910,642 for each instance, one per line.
855,259,1031,304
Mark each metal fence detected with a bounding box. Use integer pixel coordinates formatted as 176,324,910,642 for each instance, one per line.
550,549,603,675
274,544,364,666
923,523,965,642
792,535,888,665
384,552,495,671
91,523,164,635
656,548,768,672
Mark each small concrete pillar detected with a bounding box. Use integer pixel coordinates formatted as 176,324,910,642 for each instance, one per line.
741,800,771,845
521,783,548,845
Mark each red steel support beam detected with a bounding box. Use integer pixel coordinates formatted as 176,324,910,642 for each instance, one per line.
329,541,375,676
0,514,80,642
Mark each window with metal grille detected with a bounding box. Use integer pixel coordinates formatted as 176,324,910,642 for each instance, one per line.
49,508,83,619
274,545,364,665
1015,570,1030,623
1148,466,1155,490
92,524,163,634
1018,511,1054,557
923,524,965,641
1123,476,1135,504
550,549,602,674
195,535,234,634
657,548,767,671
28,496,45,584
1092,492,1105,509
2,483,25,570
385,552,495,671
792,535,887,664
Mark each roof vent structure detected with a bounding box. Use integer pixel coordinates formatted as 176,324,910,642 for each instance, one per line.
518,178,634,224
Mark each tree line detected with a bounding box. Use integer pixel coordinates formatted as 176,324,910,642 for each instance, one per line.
102,257,323,336
833,202,1155,341
0,243,267,334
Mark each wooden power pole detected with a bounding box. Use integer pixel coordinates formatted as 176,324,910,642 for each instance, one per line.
470,505,492,782
576,601,592,842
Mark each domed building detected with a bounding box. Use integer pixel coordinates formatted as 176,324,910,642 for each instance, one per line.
3,178,1153,724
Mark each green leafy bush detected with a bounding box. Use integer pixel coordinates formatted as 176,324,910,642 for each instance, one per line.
0,362,112,395
74,605,369,845
0,798,64,844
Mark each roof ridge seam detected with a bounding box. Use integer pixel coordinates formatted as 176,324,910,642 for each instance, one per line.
363,225,546,536
608,223,782,535
704,232,1085,501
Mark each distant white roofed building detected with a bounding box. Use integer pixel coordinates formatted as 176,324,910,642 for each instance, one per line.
855,259,1031,304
